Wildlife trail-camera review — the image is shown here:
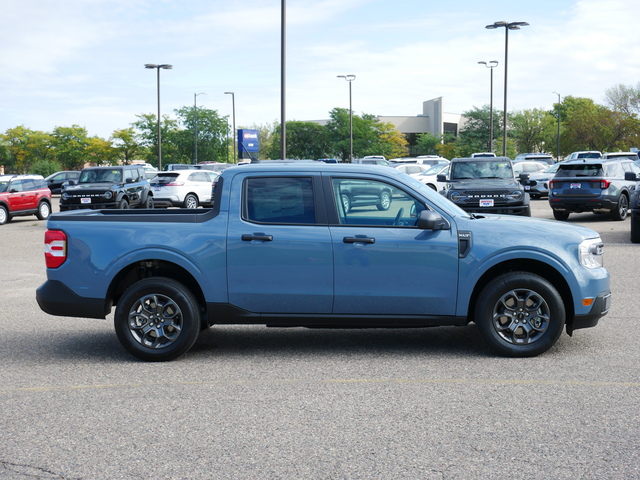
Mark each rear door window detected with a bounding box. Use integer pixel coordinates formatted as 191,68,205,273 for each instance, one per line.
244,177,316,225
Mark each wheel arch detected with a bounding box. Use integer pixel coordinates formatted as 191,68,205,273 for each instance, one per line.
467,258,574,327
107,259,208,326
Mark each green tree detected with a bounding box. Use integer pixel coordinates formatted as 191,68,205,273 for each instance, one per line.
86,136,118,166
456,105,501,156
2,126,56,173
559,96,639,153
132,113,180,167
415,132,441,156
51,125,90,170
111,128,146,164
277,121,331,160
174,106,229,163
509,108,557,154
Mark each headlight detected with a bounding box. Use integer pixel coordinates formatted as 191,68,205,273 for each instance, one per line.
449,191,465,202
61,192,69,201
579,238,604,268
102,191,113,200
505,190,524,201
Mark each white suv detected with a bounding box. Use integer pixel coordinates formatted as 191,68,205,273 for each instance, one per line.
150,169,220,208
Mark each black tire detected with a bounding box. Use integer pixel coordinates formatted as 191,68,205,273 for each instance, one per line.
143,195,154,209
114,277,201,361
523,205,531,217
341,194,351,213
118,198,129,209
610,194,628,221
553,209,570,221
376,190,392,211
426,184,437,191
631,213,640,244
183,193,198,209
475,272,565,357
36,201,51,220
0,205,8,225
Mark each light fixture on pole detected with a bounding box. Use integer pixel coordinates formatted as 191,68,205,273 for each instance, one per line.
144,63,173,170
553,91,561,161
485,21,528,157
224,92,236,163
337,74,356,162
478,60,498,153
193,92,205,164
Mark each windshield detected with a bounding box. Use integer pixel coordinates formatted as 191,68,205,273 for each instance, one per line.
451,161,513,180
420,164,447,176
79,169,122,183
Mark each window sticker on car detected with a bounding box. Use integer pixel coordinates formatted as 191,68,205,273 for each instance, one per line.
570,183,582,189
480,199,494,207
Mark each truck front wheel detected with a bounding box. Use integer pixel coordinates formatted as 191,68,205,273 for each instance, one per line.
115,277,201,361
474,272,565,357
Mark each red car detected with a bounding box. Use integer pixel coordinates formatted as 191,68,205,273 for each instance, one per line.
0,174,53,225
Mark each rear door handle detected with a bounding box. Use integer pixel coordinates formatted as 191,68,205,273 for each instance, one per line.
242,234,273,242
343,236,375,244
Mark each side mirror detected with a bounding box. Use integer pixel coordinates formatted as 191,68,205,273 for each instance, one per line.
436,174,447,182
416,210,449,231
625,171,639,181
519,173,530,182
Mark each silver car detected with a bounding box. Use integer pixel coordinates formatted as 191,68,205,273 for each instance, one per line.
150,169,220,208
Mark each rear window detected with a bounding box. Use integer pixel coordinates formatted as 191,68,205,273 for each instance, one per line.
154,173,180,185
555,164,603,178
577,152,601,159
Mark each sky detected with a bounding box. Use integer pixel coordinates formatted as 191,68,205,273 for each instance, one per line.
2,0,640,139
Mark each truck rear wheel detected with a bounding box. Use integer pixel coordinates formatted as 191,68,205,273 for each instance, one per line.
474,272,565,357
115,277,201,361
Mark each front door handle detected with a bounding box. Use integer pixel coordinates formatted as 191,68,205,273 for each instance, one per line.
242,234,273,242
343,236,375,244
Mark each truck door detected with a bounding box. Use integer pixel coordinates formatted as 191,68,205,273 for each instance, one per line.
328,176,459,316
227,174,333,314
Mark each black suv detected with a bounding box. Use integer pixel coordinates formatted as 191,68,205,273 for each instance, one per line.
60,165,153,211
437,156,531,216
548,159,640,221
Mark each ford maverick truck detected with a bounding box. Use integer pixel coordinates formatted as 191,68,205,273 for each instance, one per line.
36,164,611,361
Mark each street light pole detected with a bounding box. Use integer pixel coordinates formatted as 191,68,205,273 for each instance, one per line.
478,60,498,152
144,64,172,170
553,91,561,161
224,92,236,163
281,0,286,160
193,92,205,164
337,74,356,162
485,21,528,157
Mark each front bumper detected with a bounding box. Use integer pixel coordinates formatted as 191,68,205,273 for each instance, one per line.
567,290,611,334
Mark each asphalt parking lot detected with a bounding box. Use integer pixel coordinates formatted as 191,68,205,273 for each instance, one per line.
1,197,638,480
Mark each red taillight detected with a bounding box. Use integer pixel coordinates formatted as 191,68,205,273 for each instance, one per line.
44,230,67,268
165,182,184,187
599,179,611,189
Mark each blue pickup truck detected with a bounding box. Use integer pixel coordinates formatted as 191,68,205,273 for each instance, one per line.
36,164,611,361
